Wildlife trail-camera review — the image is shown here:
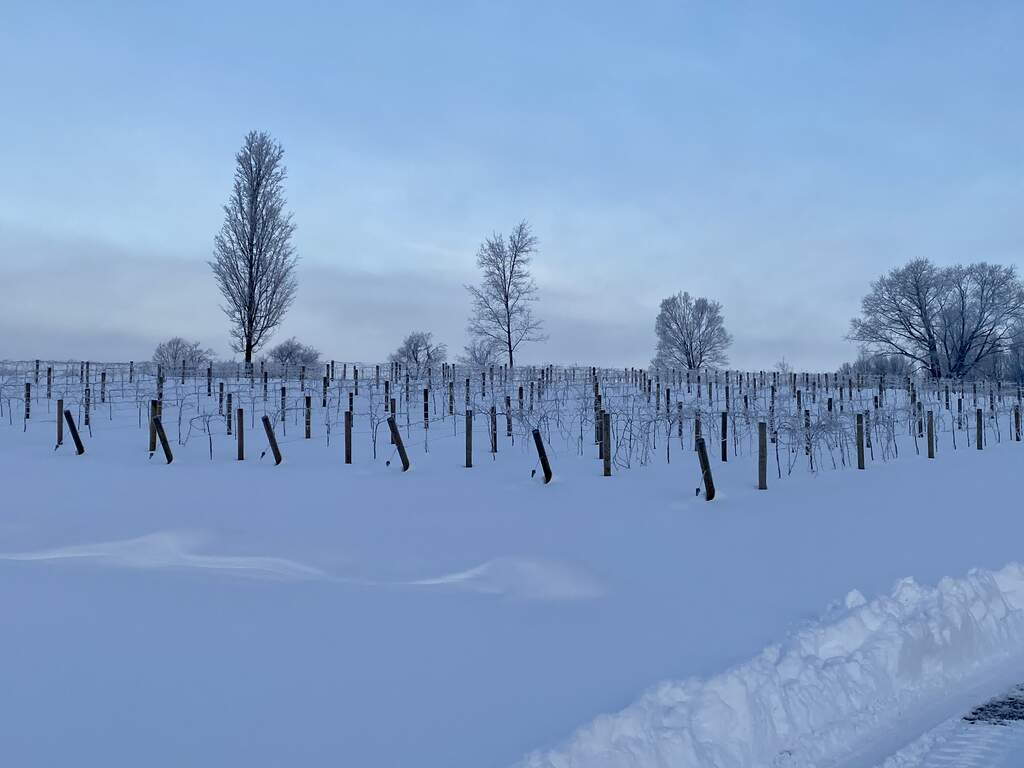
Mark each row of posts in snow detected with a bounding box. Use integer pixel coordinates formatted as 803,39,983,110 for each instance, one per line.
3,359,1022,495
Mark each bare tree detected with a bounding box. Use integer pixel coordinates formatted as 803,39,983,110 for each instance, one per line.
850,259,1024,378
458,338,501,368
390,332,447,378
849,259,946,378
210,130,298,365
466,220,546,368
152,337,214,371
267,337,320,368
939,262,1024,378
652,292,732,370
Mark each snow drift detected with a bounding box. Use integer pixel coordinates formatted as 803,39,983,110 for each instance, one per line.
518,563,1024,768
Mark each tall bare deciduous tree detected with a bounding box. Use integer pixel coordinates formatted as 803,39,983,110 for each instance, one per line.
210,130,298,365
466,220,545,368
653,292,732,369
849,258,1024,378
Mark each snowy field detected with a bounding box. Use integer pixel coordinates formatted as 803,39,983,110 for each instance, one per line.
2,363,1024,767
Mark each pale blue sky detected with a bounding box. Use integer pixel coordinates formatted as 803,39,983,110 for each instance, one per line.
1,1,1021,367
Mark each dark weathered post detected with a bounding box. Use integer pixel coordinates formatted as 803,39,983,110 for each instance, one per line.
505,395,513,437
218,381,225,415
261,415,283,465
64,409,85,455
532,428,553,484
695,437,715,501
856,413,865,470
757,421,767,489
602,411,612,476
976,408,983,450
465,410,473,468
152,416,173,464
386,415,410,471
46,367,52,400
1015,405,1021,442
927,410,935,459
226,393,233,435
281,386,287,423
149,399,158,453
490,405,497,454
24,383,30,422
344,410,352,464
304,395,312,439
237,407,245,460
720,411,728,462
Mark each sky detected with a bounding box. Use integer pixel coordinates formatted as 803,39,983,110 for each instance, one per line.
1,0,1021,369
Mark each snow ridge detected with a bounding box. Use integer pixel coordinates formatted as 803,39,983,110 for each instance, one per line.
517,563,1024,768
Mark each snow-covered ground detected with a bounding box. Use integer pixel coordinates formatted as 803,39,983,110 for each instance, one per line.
2,372,1023,767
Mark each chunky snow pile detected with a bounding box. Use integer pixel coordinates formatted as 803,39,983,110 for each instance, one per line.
518,564,1024,768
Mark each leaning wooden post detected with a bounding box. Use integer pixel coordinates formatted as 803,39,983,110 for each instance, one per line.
465,410,473,468
757,421,767,489
151,416,173,464
856,413,865,469
344,410,353,464
261,415,283,465
63,409,85,455
695,436,715,501
532,428,553,484
148,399,158,453
236,407,245,460
386,415,410,471
927,411,935,459
602,410,612,476
976,407,983,450
56,398,65,446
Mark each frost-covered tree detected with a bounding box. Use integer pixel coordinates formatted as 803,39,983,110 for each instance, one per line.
458,338,501,368
390,332,446,378
210,130,298,364
850,259,1024,379
152,337,214,371
466,220,545,368
267,337,320,368
652,292,732,370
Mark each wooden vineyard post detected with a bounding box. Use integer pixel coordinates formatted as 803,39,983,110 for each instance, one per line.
226,393,233,435
927,411,935,459
490,405,497,455
602,410,612,476
151,416,173,464
149,400,158,453
24,383,30,422
465,410,473,468
46,367,52,400
64,409,85,455
757,421,767,489
304,395,312,439
219,381,225,414
344,410,353,464
237,408,245,460
386,415,410,471
1016,405,1021,442
505,395,513,437
720,411,728,462
856,413,865,470
695,437,715,501
281,386,287,423
532,428,553,484
56,398,64,446
976,408,983,450
262,415,283,465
